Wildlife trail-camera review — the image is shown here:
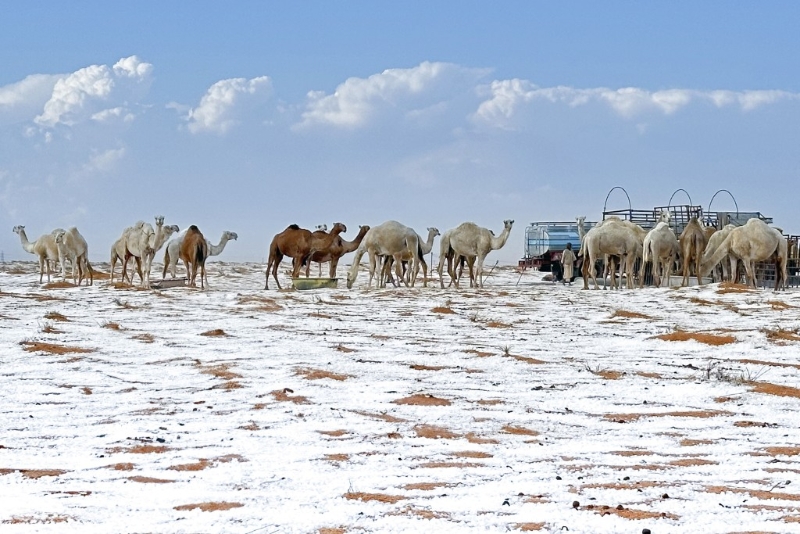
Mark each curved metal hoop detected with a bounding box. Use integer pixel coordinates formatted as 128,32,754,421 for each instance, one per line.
667,188,693,208
603,186,632,214
707,189,739,216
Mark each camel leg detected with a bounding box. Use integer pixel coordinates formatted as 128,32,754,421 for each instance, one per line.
329,259,339,280
418,258,428,288
447,255,459,289
695,254,703,285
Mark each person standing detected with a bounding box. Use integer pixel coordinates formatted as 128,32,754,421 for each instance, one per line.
561,242,576,284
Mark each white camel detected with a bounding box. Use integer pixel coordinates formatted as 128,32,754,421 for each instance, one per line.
702,224,737,282
580,217,645,290
700,218,787,291
346,221,421,289
440,220,514,289
382,227,440,288
119,216,179,287
13,226,65,283
53,227,93,286
640,221,679,288
163,230,238,285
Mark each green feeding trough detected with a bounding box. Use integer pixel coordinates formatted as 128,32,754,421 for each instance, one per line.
292,278,338,290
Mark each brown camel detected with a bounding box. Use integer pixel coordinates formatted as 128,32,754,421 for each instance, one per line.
180,225,209,289
305,224,370,278
265,222,347,289
679,217,707,286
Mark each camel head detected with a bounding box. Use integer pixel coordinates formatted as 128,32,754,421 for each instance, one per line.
346,271,355,289
658,210,671,225
427,227,441,238
503,220,515,229
12,225,24,234
576,216,586,224
154,215,165,228
54,230,66,244
224,231,239,241
163,224,180,238
331,222,347,234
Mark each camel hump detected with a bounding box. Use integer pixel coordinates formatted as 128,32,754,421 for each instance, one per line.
288,224,301,230
189,225,200,232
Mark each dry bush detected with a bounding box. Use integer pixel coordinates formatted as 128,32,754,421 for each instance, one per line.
102,322,123,331
486,320,511,328
511,524,546,532
335,344,357,353
107,463,135,471
129,476,175,484
317,429,349,437
271,388,309,404
410,364,447,371
464,349,494,357
669,458,717,466
466,433,499,444
41,281,75,289
653,329,736,345
611,309,652,319
196,362,242,380
106,444,170,454
40,322,64,334
200,329,228,337
680,439,714,446
44,311,68,322
761,327,800,344
343,492,405,504
19,469,68,479
19,341,93,355
431,306,456,314
402,482,452,491
414,425,460,439
295,368,350,381
324,454,349,462
236,295,282,311
131,333,155,343
502,425,539,436
168,459,212,472
173,502,244,512
749,381,800,399
717,282,754,294
452,451,493,459
393,394,451,406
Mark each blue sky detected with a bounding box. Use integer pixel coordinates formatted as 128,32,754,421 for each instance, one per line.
1,2,799,264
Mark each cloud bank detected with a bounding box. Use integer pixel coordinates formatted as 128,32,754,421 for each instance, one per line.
297,61,489,129
472,79,800,128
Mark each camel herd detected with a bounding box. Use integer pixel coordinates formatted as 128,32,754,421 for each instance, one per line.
12,217,238,289
578,211,788,291
265,219,515,290
12,212,787,292
11,217,515,291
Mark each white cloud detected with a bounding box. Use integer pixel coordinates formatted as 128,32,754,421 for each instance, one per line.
186,76,272,134
473,81,800,128
34,55,153,128
91,107,135,123
0,74,62,125
82,147,126,174
297,61,489,129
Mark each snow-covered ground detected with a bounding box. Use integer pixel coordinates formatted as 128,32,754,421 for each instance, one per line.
2,261,800,533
